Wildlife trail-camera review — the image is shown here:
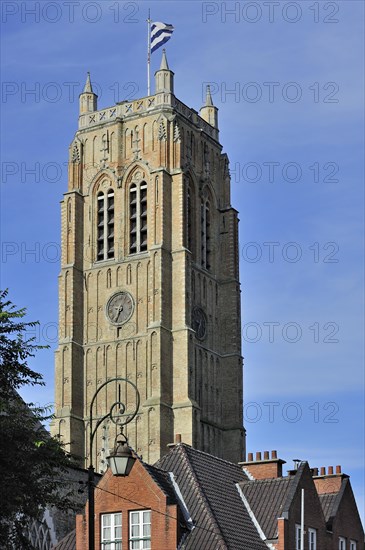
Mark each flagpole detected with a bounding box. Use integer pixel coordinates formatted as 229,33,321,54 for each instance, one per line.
147,9,151,96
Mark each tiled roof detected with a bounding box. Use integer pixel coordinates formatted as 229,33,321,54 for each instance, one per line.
143,462,177,504
52,529,75,550
239,476,293,539
319,492,338,522
156,444,268,550
318,477,347,528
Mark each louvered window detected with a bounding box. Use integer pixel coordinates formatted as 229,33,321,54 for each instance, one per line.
129,182,147,254
201,199,211,270
96,190,114,261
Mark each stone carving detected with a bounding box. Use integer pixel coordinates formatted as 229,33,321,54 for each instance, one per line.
173,123,181,142
72,143,80,163
158,121,167,141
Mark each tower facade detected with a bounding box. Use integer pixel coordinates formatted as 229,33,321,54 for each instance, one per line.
52,53,245,469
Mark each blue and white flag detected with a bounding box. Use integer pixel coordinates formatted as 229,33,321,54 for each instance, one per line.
151,22,174,54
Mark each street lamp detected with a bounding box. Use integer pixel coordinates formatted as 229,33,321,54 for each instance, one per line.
107,427,136,476
88,377,140,550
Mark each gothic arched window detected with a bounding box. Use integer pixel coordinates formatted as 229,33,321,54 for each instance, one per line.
96,189,114,261
201,198,211,270
129,181,147,254
186,180,195,258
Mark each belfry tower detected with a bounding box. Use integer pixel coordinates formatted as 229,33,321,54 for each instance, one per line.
51,52,245,469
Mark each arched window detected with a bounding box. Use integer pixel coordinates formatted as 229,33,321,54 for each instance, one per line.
129,181,147,254
185,177,195,258
201,198,211,270
96,189,114,261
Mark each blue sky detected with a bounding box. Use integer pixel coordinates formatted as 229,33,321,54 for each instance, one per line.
1,0,364,522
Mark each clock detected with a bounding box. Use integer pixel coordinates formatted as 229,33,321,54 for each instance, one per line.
106,291,134,325
192,306,207,340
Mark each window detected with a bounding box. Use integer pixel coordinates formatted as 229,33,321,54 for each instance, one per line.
201,199,211,270
129,510,151,549
97,190,114,261
101,513,122,549
308,528,317,550
185,178,196,258
350,541,357,550
295,524,302,550
187,183,193,253
339,537,346,550
129,182,147,254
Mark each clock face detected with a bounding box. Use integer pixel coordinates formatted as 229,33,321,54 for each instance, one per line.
106,291,134,325
192,306,207,340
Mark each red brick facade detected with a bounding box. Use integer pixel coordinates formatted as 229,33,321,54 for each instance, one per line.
240,452,364,550
75,460,181,550
70,447,364,550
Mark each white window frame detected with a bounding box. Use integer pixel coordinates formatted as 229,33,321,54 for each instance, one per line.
308,527,317,550
350,541,357,550
295,524,302,550
129,510,151,550
101,512,122,550
339,537,346,550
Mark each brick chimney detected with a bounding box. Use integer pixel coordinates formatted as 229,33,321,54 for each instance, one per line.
239,450,286,479
167,433,182,451
313,465,348,494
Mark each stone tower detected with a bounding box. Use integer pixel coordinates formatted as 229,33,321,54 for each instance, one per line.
51,52,245,470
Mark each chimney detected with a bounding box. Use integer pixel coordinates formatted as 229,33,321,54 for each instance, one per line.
167,433,182,450
239,450,286,480
314,464,348,495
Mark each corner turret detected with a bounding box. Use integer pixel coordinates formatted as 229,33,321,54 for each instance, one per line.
79,72,98,114
155,50,174,94
199,85,218,129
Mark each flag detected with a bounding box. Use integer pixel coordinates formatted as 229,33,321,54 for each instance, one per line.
151,22,174,54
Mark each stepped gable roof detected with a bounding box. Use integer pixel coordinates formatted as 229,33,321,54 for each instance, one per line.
155,443,268,550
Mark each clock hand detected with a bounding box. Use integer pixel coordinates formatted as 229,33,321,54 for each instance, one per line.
116,305,124,321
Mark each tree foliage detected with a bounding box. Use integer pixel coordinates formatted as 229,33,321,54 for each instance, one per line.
0,290,76,549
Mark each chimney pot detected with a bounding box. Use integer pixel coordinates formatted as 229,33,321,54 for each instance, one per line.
256,452,262,461
264,451,269,460
336,465,341,474
313,468,319,476
320,467,326,476
328,466,334,475
248,452,253,461
175,434,182,444
272,450,277,459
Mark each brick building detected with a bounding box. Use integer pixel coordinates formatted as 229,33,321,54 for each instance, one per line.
53,442,364,550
